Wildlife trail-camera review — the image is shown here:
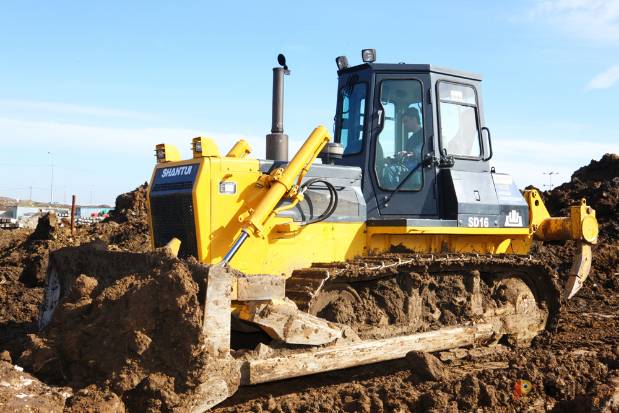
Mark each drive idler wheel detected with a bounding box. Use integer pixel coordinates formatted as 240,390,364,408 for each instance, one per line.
489,272,549,347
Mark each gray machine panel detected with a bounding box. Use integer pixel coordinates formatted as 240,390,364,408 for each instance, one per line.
259,162,366,223
442,170,529,228
366,218,458,227
450,170,500,215
491,173,529,229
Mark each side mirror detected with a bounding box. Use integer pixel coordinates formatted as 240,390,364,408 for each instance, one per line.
277,54,288,71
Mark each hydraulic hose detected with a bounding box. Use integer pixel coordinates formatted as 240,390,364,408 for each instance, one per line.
297,178,338,226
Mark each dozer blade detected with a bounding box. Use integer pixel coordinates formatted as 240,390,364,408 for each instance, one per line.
39,243,162,329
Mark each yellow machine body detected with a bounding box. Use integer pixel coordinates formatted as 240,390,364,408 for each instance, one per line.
146,137,596,279
147,141,365,276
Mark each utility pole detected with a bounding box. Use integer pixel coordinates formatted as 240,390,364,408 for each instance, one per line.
71,195,76,235
90,185,94,206
543,172,559,191
48,152,54,203
30,181,34,200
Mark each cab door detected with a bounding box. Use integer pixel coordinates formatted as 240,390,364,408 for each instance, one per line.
370,74,437,217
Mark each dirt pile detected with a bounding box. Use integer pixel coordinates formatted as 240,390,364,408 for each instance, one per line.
0,213,81,361
18,247,238,412
0,360,73,412
544,153,619,243
85,183,151,253
108,182,149,223
531,153,619,293
0,184,152,361
63,385,125,413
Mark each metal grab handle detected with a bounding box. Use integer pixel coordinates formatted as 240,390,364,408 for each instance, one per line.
481,127,493,161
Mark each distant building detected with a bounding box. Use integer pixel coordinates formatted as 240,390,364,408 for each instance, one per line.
75,207,113,217
12,206,114,219
12,206,68,220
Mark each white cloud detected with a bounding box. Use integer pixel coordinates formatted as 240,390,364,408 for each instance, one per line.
586,65,619,89
0,118,308,204
530,0,619,42
488,118,619,189
0,118,305,160
491,138,619,190
0,100,154,120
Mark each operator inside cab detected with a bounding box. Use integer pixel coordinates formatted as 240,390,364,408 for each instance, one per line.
375,79,424,191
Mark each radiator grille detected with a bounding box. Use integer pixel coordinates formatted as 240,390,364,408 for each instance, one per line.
149,193,198,259
151,181,194,193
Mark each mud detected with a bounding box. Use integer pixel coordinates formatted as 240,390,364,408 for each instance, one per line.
209,292,619,413
63,385,125,413
107,182,149,224
0,360,72,412
1,155,619,412
535,153,619,291
18,246,237,412
205,154,619,413
295,254,561,349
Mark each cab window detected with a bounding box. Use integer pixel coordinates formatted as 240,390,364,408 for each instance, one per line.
374,79,424,191
438,82,481,158
335,81,367,155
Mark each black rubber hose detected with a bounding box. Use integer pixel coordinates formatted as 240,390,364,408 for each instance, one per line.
298,178,337,226
297,178,339,226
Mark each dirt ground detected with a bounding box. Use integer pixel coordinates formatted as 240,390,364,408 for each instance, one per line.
0,184,151,361
1,155,619,412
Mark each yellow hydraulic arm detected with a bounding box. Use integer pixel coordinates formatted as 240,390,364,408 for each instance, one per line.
221,126,331,263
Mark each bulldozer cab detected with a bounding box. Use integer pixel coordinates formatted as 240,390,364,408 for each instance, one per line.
333,63,491,221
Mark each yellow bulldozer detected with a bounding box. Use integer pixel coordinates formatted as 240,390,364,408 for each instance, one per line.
41,51,598,410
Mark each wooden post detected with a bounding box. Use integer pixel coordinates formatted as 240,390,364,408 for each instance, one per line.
71,195,76,235
241,323,495,385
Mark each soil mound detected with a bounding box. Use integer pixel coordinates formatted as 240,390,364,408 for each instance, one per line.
0,213,81,360
18,246,238,411
64,385,126,413
0,184,152,361
88,183,151,252
530,153,619,293
0,360,72,412
543,153,619,242
108,182,149,223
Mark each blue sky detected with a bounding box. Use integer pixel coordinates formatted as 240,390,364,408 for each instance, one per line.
2,0,619,205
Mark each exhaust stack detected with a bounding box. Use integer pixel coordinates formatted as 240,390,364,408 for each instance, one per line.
266,54,290,161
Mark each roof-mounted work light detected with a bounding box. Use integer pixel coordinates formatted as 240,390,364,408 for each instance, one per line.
362,49,376,63
335,56,349,70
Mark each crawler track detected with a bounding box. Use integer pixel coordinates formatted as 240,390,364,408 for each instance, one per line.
286,253,562,345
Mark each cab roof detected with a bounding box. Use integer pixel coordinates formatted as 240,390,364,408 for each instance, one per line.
337,63,483,81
